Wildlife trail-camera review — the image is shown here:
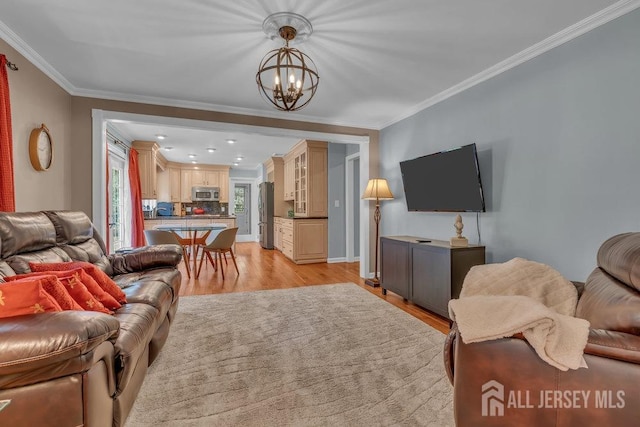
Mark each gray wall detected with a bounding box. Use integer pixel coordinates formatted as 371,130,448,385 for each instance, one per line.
346,144,360,157
327,142,361,259
379,10,640,281
230,168,260,179
328,143,347,258
353,158,360,257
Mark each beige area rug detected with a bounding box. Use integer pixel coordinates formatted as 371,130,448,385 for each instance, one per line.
126,284,454,426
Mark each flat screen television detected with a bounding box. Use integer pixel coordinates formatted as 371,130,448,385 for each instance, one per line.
400,143,485,212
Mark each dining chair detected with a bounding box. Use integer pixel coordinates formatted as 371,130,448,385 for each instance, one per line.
144,229,192,278
196,227,239,279
191,229,212,263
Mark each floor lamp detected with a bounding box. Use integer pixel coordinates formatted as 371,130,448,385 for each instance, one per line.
362,178,394,287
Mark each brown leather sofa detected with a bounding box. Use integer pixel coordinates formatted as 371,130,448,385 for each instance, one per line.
444,232,640,426
0,211,182,427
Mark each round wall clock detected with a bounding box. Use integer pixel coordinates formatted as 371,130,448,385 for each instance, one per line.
29,123,53,171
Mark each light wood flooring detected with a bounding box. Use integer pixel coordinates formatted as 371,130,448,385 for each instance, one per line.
178,242,450,334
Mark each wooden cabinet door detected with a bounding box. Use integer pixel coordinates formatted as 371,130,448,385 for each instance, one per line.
181,170,193,202
273,219,281,250
191,170,206,186
294,152,307,215
218,170,229,203
143,220,157,231
307,145,328,217
156,169,170,201
169,168,181,202
411,245,451,318
137,149,156,199
380,237,410,299
283,158,294,201
293,219,327,261
205,171,219,186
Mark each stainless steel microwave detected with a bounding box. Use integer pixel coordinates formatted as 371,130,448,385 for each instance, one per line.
191,186,219,202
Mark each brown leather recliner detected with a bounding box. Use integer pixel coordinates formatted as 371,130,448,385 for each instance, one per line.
0,211,182,427
444,232,640,426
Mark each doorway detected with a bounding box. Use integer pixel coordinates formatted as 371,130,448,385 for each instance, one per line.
107,147,129,252
345,153,360,262
234,183,251,236
92,110,371,278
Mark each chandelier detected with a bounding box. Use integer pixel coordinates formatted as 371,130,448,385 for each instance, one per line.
256,12,319,112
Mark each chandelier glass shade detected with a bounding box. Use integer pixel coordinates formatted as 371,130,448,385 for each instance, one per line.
256,14,319,112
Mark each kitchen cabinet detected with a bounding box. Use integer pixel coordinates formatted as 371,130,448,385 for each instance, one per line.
192,170,219,187
132,141,159,199
277,218,327,264
280,218,294,260
293,218,328,262
265,159,275,182
286,140,327,217
180,167,230,203
273,217,282,250
380,236,485,319
283,155,295,201
157,167,182,202
169,168,181,202
218,170,229,203
264,157,288,217
180,170,193,202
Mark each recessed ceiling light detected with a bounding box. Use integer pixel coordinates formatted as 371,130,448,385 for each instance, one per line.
191,160,197,164
155,134,167,140
163,146,174,151
188,154,197,159
236,156,243,161
207,148,216,153
233,162,239,166
227,139,236,144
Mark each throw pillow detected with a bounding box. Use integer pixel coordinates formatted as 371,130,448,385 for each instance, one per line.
5,274,84,311
23,269,112,314
0,279,63,318
76,269,121,310
29,261,127,304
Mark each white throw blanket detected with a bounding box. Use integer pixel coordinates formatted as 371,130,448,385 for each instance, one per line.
448,258,590,371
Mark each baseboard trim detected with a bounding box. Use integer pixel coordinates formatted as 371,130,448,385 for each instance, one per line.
235,235,257,243
327,257,347,264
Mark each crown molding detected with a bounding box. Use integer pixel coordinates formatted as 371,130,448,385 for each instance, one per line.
0,18,76,93
380,0,640,129
73,87,377,130
3,1,639,132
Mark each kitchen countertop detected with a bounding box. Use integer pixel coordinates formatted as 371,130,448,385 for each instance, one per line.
145,215,237,220
274,216,328,220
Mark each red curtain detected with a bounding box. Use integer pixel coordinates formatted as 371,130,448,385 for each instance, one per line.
0,55,16,212
128,148,145,247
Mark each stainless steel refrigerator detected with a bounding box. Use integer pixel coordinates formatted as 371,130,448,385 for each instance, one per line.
258,182,274,249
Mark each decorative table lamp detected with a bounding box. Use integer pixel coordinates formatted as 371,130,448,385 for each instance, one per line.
362,178,394,287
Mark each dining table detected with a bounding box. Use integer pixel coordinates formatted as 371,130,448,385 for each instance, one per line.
153,223,228,277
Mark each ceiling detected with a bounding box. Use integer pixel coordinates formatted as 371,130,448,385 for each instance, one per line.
0,0,632,168
110,121,302,169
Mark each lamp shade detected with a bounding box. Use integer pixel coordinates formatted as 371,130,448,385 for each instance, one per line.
362,178,394,200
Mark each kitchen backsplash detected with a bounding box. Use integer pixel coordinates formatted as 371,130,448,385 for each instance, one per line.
182,201,229,215
142,199,230,217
